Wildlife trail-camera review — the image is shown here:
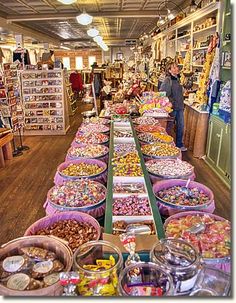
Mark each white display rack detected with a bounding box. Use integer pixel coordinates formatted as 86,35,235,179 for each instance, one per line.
21,70,70,135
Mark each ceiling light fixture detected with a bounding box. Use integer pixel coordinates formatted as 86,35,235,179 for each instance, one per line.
93,35,103,43
60,45,71,50
167,9,174,20
76,12,93,25
58,0,77,4
87,28,99,37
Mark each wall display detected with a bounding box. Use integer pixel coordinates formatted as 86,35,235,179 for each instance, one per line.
21,70,70,135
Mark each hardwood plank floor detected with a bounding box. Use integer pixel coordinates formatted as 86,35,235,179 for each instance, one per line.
0,105,231,245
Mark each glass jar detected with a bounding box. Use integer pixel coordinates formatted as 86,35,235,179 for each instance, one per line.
150,238,201,295
73,240,123,296
118,262,174,296
189,266,231,296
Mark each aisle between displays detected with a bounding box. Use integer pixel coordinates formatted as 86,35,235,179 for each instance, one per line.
0,103,231,296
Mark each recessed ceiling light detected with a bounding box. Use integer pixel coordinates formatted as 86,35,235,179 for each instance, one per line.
57,0,77,4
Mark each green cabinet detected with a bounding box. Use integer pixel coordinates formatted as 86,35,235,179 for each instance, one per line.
205,115,231,187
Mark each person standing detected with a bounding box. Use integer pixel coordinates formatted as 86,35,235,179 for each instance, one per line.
159,62,187,151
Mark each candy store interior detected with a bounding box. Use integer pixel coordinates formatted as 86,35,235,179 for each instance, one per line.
0,0,232,298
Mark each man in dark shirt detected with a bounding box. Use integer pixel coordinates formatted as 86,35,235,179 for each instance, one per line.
160,62,187,151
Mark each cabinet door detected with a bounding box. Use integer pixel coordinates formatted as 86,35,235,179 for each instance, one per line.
207,119,222,165
219,124,231,178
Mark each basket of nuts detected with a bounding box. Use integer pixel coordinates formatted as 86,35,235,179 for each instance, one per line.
24,211,101,253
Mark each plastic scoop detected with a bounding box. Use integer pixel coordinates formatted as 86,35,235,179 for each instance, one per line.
113,224,151,235
187,222,206,234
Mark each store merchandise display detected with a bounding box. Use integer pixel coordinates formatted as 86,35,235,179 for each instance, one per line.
138,132,174,144
113,182,146,194
74,132,109,145
113,221,156,235
135,124,166,134
77,123,110,134
21,70,69,135
66,144,109,161
83,116,110,125
132,116,159,125
113,196,151,216
141,143,181,159
146,159,194,179
164,212,230,272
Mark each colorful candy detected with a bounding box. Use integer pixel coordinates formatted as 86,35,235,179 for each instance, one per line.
67,144,109,159
75,133,108,145
135,125,166,133
76,255,119,296
113,164,143,177
113,196,151,216
146,159,193,177
113,183,146,194
113,144,136,156
132,117,159,125
83,117,110,125
165,214,231,259
61,163,104,177
114,130,133,138
156,186,210,207
138,132,173,144
141,143,180,158
78,123,110,134
48,180,106,208
112,152,140,165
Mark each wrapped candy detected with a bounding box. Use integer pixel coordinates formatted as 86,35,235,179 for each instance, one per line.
77,123,110,134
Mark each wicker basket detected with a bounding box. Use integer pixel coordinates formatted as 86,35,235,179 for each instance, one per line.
0,235,73,296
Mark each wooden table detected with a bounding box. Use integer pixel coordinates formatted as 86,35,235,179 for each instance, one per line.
184,104,209,158
0,129,13,168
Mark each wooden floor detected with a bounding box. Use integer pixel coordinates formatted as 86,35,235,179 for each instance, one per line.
0,104,231,245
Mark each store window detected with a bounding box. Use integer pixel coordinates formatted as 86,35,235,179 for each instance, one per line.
75,56,83,70
88,56,96,68
62,57,70,69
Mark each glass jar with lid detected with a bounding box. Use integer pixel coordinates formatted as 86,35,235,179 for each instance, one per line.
118,262,174,296
73,240,123,296
150,238,201,295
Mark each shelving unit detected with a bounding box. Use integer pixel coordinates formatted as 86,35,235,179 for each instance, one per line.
104,117,164,241
21,70,70,135
152,1,221,69
64,71,77,116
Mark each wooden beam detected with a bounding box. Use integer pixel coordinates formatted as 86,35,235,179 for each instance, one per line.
6,10,166,22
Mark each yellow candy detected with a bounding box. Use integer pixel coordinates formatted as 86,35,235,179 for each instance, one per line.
99,283,116,296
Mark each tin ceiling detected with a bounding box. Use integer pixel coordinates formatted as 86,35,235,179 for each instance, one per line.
0,0,187,48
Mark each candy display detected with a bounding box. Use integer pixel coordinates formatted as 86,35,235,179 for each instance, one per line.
142,143,180,158
34,219,98,252
156,186,210,207
138,132,174,144
113,183,146,194
118,262,174,296
132,117,159,125
113,144,136,156
114,130,133,138
75,133,109,145
47,180,106,209
73,240,123,296
83,117,110,125
113,221,155,235
135,125,166,134
165,213,231,260
67,145,109,160
150,238,200,295
77,123,110,134
146,159,194,178
112,152,140,165
113,164,143,177
113,196,151,216
60,163,105,178
0,246,64,291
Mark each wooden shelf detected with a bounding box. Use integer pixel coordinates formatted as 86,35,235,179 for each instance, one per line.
193,24,217,35
222,66,231,70
225,11,231,16
193,64,204,67
193,46,208,50
177,33,190,40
